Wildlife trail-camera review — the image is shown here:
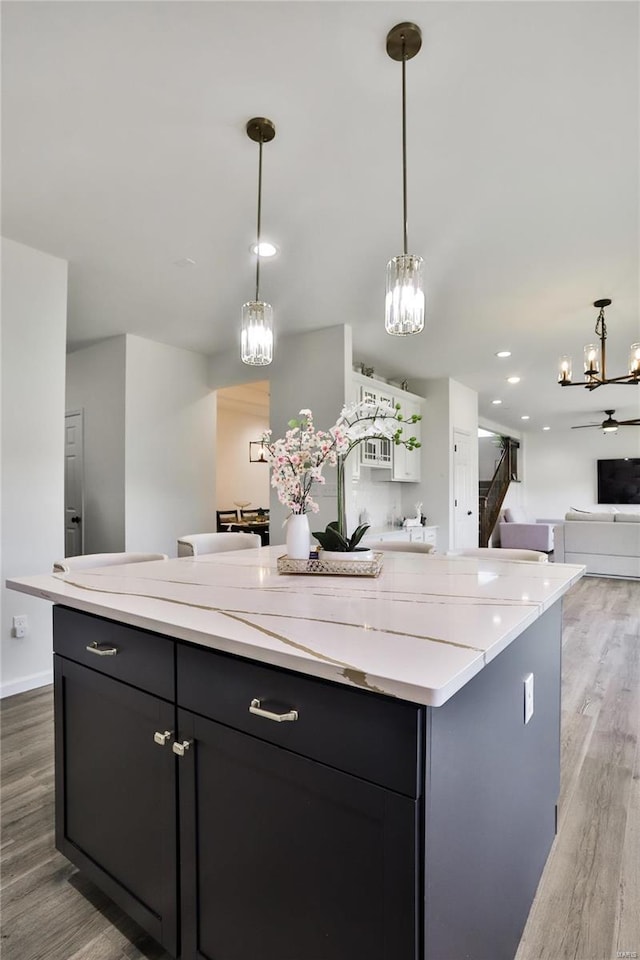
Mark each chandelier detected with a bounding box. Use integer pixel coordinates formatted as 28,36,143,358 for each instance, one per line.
558,299,640,389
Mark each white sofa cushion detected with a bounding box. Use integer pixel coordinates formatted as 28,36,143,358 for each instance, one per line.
615,512,640,522
565,511,614,522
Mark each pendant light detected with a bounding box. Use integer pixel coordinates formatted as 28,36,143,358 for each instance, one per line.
385,22,424,337
241,117,276,366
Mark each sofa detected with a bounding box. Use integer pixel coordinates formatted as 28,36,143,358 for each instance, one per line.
553,511,640,578
498,507,554,553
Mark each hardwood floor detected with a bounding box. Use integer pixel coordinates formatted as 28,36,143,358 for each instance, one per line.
1,576,639,960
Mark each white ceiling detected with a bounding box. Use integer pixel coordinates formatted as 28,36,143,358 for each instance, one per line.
2,1,639,434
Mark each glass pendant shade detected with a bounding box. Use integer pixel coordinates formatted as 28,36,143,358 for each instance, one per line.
629,342,640,376
558,355,573,384
583,343,600,376
385,255,425,336
241,300,273,366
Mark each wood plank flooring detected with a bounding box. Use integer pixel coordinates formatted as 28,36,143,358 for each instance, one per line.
2,575,639,960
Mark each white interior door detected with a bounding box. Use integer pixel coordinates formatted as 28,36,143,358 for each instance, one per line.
65,411,84,557
453,429,477,550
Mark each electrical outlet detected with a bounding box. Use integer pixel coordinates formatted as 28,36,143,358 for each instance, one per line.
524,673,534,724
12,615,27,639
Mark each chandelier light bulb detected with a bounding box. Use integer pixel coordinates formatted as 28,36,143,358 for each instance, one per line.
558,355,573,384
583,343,600,377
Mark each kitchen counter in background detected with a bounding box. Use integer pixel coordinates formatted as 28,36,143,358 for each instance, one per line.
363,523,438,548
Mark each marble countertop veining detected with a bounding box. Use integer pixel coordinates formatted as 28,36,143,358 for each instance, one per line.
6,547,585,707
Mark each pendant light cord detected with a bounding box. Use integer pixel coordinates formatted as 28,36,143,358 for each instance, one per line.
401,37,408,256
255,134,263,302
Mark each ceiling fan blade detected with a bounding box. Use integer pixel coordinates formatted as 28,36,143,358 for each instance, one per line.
571,423,600,429
618,419,640,426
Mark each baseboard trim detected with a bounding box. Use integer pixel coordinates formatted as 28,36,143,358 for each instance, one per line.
0,670,53,699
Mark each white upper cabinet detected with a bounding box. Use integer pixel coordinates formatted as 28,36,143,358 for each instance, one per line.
392,397,422,482
352,374,423,481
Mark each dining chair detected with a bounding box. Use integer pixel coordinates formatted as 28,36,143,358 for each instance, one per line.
53,552,168,573
177,532,262,557
373,542,435,553
216,509,240,532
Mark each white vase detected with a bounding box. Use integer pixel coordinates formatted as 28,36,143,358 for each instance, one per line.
286,513,311,560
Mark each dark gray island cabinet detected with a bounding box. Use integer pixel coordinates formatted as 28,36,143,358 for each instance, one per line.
53,601,562,960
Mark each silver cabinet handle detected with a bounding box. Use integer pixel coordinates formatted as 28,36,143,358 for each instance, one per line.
249,698,298,723
153,730,173,746
86,641,118,657
172,739,193,757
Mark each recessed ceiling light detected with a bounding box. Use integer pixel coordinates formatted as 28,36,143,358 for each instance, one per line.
542,426,551,431
251,241,278,258
521,415,530,420
507,376,521,384
174,257,197,267
495,351,511,358
491,399,503,405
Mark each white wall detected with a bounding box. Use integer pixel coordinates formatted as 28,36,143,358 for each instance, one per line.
524,426,640,520
407,378,479,551
66,337,126,553
125,336,217,556
349,472,403,531
216,399,270,511
1,237,67,697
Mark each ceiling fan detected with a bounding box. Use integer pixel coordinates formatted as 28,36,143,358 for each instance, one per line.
571,409,640,433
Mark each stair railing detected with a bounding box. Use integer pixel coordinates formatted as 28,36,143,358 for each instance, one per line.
478,440,517,546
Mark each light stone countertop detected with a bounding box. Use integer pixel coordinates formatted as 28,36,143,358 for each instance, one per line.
7,547,585,707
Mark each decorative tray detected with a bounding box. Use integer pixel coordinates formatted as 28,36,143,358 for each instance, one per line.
277,552,384,578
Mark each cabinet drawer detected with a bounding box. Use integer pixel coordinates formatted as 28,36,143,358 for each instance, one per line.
53,606,174,700
177,643,422,798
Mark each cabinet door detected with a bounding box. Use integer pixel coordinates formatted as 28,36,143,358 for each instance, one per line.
54,657,177,954
358,385,394,468
178,709,419,960
392,399,421,482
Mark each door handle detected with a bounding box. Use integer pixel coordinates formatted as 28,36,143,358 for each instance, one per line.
249,698,298,723
86,641,118,657
71,516,81,524
172,739,193,757
467,510,472,516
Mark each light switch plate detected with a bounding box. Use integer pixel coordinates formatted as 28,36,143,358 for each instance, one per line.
524,673,534,724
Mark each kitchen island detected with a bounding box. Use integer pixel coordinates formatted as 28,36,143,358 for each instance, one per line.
8,548,584,960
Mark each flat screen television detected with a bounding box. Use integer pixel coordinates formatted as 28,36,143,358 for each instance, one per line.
597,458,640,504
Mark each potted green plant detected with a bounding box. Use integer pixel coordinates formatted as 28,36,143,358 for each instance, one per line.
312,521,373,561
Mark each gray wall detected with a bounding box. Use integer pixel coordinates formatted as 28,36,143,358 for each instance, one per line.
66,337,126,553
125,336,217,556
